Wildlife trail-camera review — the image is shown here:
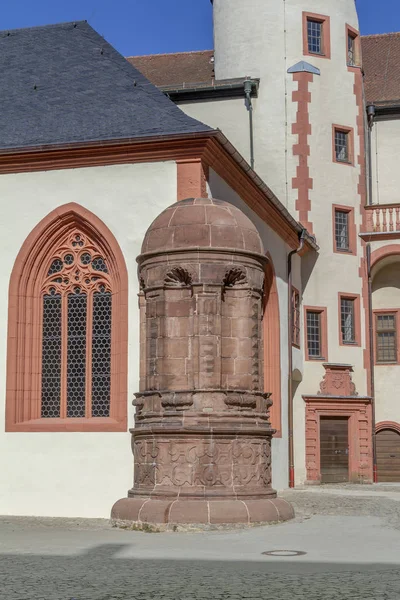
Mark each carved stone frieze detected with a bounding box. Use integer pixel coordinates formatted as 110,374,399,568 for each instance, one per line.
318,363,358,397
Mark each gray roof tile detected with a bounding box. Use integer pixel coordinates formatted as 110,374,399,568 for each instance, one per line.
0,21,211,150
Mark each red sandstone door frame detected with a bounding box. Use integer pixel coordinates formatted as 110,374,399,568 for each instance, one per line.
304,396,373,484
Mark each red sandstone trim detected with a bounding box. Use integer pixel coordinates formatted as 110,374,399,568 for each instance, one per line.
264,255,282,437
5,203,128,432
370,244,400,270
176,158,208,201
332,124,355,166
338,292,361,347
304,306,328,361
292,72,314,233
332,204,357,255
302,12,331,60
376,421,400,435
304,395,373,483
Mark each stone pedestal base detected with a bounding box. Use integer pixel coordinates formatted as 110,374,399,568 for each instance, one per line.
111,497,294,527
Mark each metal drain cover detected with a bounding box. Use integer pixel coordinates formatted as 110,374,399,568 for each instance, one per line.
262,550,307,557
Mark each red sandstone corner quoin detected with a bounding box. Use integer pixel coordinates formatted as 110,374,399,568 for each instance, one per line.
111,198,294,526
5,203,128,432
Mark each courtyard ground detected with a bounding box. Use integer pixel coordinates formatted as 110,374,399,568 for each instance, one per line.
2,484,400,599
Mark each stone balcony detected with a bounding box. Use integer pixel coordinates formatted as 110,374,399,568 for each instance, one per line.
361,204,400,240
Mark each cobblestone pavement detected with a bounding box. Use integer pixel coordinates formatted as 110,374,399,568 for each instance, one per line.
2,487,400,600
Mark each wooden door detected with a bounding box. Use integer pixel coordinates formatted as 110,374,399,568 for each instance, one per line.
320,417,349,483
377,429,400,482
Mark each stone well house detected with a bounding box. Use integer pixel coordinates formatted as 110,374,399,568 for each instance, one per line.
1,0,400,521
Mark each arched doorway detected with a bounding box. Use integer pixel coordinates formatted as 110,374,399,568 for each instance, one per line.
376,423,400,482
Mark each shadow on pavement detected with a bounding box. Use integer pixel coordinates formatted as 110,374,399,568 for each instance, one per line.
1,544,400,599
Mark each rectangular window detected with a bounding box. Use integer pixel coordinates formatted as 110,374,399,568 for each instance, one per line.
333,125,353,166
335,130,349,162
303,12,331,60
307,311,322,358
341,297,355,344
292,289,300,347
307,19,323,54
348,33,356,66
335,210,349,252
376,313,397,363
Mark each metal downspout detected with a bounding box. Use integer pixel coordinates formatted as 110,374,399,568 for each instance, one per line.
366,244,377,482
244,80,255,170
287,229,306,488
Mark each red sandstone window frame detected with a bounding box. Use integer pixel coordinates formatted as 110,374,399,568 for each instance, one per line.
304,306,328,361
302,12,331,60
332,125,354,166
332,204,357,255
373,309,400,365
291,287,301,348
5,203,128,432
346,24,361,68
338,293,361,347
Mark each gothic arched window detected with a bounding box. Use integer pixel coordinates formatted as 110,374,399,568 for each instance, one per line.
6,203,128,432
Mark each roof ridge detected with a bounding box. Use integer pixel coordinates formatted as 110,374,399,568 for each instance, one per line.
0,20,87,35
127,49,214,59
362,31,400,38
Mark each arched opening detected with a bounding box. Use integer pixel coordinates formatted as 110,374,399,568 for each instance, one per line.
263,255,281,436
376,423,400,482
6,203,128,432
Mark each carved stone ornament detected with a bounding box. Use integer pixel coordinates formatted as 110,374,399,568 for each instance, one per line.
164,267,193,287
318,364,358,397
223,267,247,288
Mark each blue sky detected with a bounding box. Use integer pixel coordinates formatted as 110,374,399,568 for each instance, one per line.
1,0,399,56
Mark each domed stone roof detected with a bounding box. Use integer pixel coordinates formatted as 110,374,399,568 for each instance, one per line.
141,198,263,254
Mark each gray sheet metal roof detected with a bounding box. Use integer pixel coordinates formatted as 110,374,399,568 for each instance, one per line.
0,21,211,150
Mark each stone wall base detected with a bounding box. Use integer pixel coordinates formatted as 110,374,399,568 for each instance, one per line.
111,497,294,527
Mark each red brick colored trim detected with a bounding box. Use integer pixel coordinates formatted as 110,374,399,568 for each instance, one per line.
376,421,400,435
264,255,282,437
304,395,373,483
292,71,314,233
177,158,208,201
370,244,400,270
332,204,357,255
373,309,400,365
338,292,361,347
302,12,331,60
304,306,328,361
5,203,128,432
332,124,355,166
345,24,362,68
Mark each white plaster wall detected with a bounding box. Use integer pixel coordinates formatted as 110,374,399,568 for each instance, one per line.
372,263,400,424
179,99,250,166
371,119,400,206
208,169,296,491
0,161,177,518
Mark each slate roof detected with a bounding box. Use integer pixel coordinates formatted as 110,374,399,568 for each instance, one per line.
0,21,211,151
362,33,400,107
127,50,214,88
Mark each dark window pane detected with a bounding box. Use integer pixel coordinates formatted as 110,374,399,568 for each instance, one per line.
307,311,321,358
307,19,322,54
341,298,355,344
91,289,112,417
92,257,108,273
348,34,355,66
41,292,62,418
67,290,87,417
292,290,301,346
376,314,397,363
335,130,349,162
335,210,349,251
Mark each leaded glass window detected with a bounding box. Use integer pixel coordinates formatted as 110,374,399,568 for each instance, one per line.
292,289,301,347
307,19,323,55
307,311,322,358
348,34,356,66
335,210,349,251
341,298,355,344
335,130,350,163
41,231,112,419
376,314,397,363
